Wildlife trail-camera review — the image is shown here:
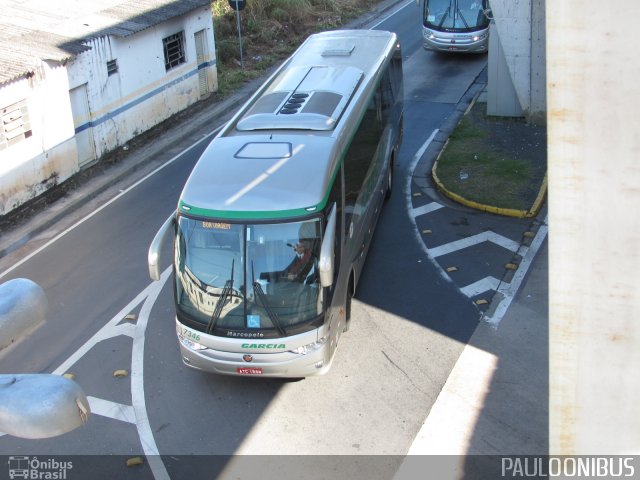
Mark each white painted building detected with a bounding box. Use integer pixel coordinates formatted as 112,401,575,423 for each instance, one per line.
0,0,217,216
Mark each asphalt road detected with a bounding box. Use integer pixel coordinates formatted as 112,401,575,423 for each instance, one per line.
0,1,493,478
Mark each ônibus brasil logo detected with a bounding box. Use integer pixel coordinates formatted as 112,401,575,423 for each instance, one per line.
7,456,72,479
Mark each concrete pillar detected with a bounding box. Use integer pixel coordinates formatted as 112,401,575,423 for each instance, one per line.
487,0,546,124
548,0,640,455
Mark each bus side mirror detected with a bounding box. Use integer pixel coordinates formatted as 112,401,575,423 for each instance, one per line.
148,214,175,281
318,203,336,288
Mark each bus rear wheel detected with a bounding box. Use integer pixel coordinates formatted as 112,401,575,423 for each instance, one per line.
385,160,393,200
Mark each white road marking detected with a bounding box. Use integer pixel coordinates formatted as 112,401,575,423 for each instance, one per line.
405,130,454,282
131,268,172,480
484,218,548,327
428,231,522,258
52,288,153,377
87,396,136,424
410,202,444,218
51,267,172,480
370,0,416,30
404,129,546,330
460,276,502,298
395,221,547,471
405,129,439,200
0,129,218,282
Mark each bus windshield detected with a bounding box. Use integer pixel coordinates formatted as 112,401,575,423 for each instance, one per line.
424,0,489,31
174,215,323,337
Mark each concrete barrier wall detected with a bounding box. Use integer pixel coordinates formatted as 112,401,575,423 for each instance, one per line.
489,0,546,123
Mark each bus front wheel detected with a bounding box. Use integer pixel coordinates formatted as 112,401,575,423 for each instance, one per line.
343,279,353,332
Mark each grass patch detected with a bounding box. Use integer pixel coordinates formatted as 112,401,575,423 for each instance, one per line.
435,101,546,212
211,0,380,95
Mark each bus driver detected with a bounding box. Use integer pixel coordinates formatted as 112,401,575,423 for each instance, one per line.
284,238,314,282
283,222,317,282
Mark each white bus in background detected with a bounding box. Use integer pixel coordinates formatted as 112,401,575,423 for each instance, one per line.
422,0,491,53
148,29,404,378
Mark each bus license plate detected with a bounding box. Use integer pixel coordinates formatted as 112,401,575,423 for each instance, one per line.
237,367,262,375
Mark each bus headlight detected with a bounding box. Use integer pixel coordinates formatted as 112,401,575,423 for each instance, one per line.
289,336,327,355
178,333,208,351
423,29,435,40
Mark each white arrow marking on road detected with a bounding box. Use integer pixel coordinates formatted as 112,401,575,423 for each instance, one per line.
403,128,545,330
51,267,172,480
428,231,522,258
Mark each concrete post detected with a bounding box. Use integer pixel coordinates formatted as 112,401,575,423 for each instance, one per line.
487,0,546,124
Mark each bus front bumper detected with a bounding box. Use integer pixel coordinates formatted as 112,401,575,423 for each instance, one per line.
422,35,488,53
178,341,333,378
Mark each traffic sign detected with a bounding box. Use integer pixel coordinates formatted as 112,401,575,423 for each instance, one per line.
228,0,246,11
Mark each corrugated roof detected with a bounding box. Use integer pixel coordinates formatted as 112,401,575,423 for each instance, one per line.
0,0,212,86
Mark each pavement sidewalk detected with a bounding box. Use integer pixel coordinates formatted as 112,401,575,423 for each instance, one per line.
394,238,548,478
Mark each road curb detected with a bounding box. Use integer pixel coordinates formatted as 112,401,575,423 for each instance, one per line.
430,93,548,219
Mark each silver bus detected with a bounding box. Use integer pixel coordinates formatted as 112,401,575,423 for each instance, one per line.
422,0,491,53
148,30,403,378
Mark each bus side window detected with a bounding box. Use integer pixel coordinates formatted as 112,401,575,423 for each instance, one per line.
344,89,385,237
390,54,402,98
380,69,393,122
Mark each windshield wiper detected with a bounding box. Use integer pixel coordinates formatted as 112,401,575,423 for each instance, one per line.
252,263,287,336
456,7,470,28
206,259,235,334
437,3,451,28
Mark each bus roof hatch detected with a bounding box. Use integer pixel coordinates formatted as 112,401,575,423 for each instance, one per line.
236,66,363,132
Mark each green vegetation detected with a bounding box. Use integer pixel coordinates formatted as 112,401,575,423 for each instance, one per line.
212,0,380,93
434,100,546,213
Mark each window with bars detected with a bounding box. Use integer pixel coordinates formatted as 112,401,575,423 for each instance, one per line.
0,100,32,150
163,31,186,71
107,59,118,76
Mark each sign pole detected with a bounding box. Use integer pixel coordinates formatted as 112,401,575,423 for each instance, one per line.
235,0,244,69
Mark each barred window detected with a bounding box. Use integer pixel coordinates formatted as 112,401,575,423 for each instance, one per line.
0,100,32,150
107,59,118,76
163,31,186,71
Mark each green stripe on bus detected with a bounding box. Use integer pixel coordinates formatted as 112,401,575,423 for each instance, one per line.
178,201,324,220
